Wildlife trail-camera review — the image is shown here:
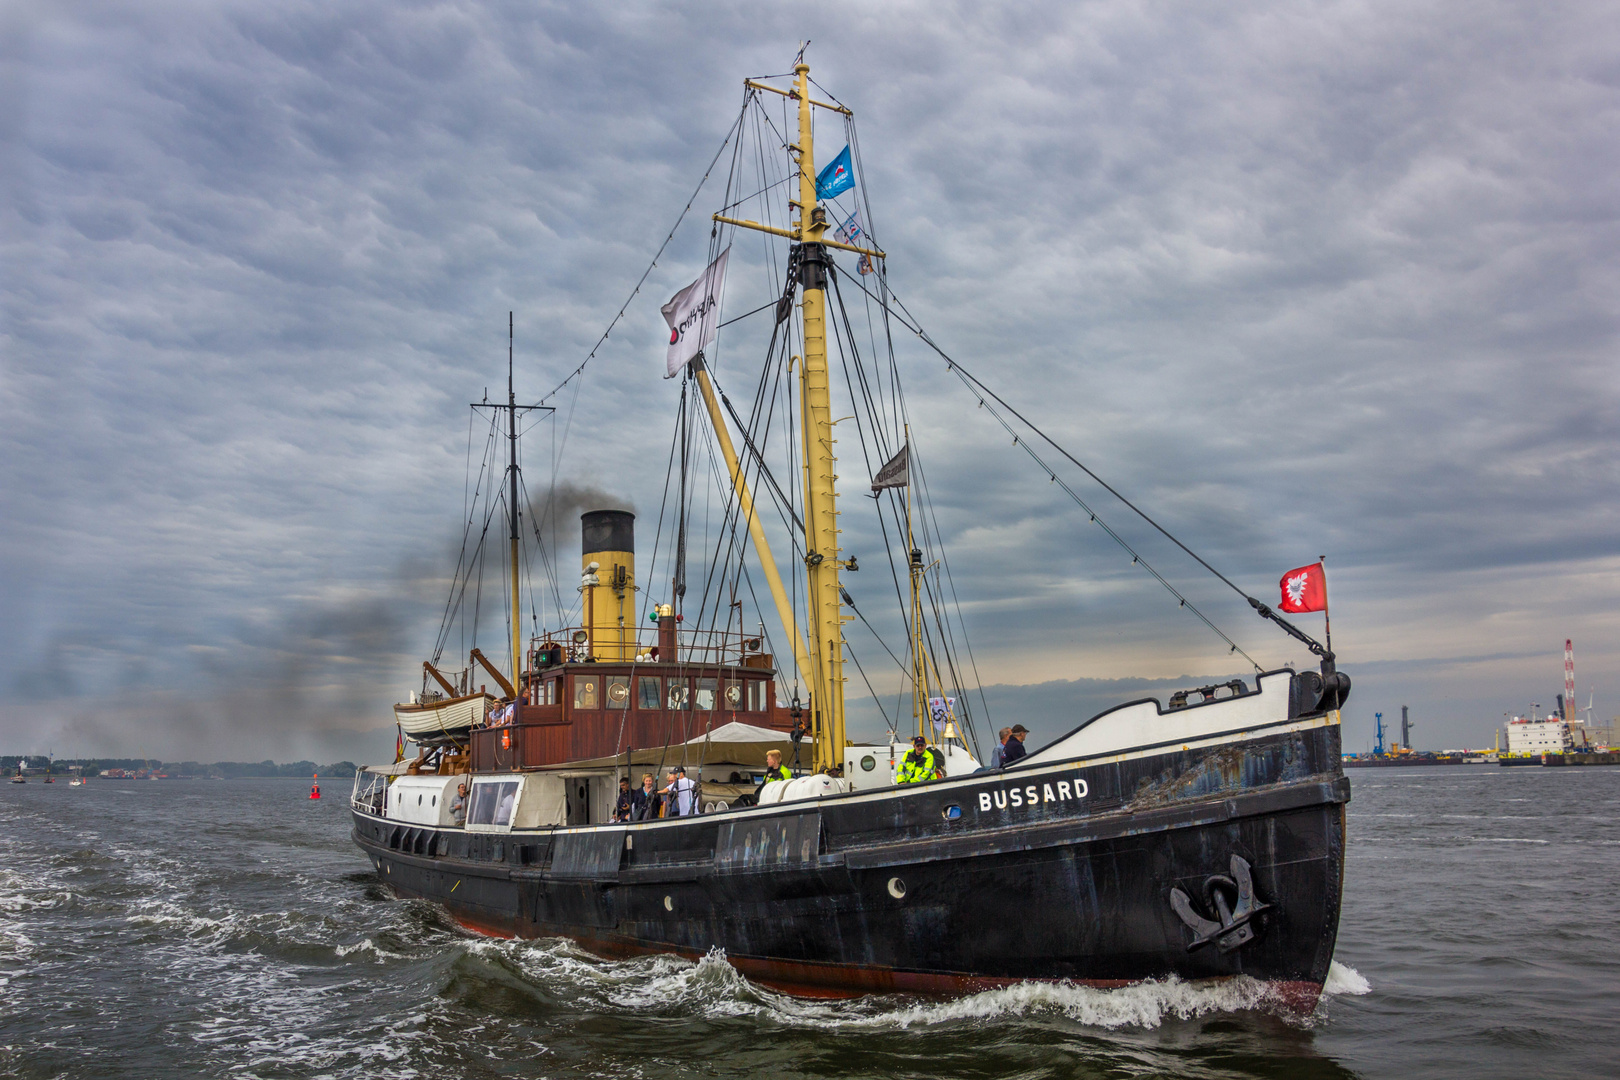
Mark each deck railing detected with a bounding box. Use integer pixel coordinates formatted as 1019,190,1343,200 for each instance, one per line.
350,770,388,816
532,625,771,668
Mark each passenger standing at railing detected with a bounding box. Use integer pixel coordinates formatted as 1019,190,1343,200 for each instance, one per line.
635,773,660,820
990,727,1012,769
450,782,468,825
612,777,636,822
664,767,697,816
1001,725,1029,765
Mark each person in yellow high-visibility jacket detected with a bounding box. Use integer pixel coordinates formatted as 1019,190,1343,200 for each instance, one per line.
761,749,792,784
896,736,943,783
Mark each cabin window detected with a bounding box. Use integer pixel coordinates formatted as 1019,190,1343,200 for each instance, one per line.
573,676,600,709
667,682,690,710
542,678,558,706
606,676,631,709
747,681,766,712
637,676,661,710
724,681,743,710
695,678,717,711
468,780,520,826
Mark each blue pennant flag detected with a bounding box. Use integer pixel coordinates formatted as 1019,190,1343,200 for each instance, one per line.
816,145,855,200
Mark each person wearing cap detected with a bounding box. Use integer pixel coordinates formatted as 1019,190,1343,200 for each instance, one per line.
897,736,942,784
1001,724,1029,765
663,766,698,816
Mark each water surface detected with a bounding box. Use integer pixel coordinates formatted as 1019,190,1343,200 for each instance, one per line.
1,767,1614,1078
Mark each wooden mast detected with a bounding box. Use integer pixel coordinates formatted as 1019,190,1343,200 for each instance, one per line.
466,314,549,701
508,313,522,694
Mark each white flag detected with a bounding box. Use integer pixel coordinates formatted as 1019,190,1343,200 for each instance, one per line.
661,247,730,377
871,443,909,491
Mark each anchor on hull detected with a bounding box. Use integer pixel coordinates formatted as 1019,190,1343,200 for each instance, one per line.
1170,854,1273,953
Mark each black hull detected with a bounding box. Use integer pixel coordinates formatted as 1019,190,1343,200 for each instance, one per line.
354,720,1347,1005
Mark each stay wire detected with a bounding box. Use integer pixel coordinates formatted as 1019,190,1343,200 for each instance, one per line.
534,108,745,408
834,264,1266,671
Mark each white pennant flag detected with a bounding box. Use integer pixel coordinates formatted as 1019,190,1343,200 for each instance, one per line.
661,247,730,377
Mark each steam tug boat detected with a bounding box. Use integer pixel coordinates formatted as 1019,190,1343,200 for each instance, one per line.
351,59,1352,1008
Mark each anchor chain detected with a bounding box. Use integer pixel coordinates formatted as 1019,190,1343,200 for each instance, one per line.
1169,854,1272,953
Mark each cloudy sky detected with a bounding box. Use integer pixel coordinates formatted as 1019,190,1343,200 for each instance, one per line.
3,1,1617,762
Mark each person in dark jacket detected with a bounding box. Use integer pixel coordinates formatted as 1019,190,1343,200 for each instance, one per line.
1001,724,1029,765
633,773,659,820
613,777,636,822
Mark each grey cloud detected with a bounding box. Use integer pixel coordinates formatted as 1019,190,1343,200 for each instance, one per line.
3,2,1618,759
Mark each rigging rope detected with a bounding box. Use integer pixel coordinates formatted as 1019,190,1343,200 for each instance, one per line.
533,109,745,408
831,266,1302,670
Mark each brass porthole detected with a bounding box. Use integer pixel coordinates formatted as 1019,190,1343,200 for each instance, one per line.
887,877,906,899
664,895,674,912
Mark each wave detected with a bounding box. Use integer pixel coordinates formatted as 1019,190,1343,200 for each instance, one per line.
443,939,1339,1031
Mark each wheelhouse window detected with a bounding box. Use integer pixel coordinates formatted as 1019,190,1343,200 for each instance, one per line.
469,780,519,826
573,675,600,709
637,675,661,710
695,678,717,711
667,681,690,710
747,681,767,712
606,676,631,709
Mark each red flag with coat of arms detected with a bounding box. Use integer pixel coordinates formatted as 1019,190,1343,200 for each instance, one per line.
1278,562,1327,613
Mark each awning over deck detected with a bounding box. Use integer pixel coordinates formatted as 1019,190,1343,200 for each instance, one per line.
531,720,796,772
358,761,418,776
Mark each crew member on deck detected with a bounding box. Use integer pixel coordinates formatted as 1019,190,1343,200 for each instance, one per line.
897,736,941,784
761,749,791,785
450,782,468,825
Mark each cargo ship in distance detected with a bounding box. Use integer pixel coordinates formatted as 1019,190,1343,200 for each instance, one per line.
350,58,1354,1009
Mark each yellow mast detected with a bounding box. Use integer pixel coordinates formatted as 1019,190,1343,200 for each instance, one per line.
906,428,926,738
711,61,885,772
794,61,842,772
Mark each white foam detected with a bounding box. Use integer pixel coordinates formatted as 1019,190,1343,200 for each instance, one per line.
1322,960,1371,997
838,974,1272,1030
335,937,412,961
475,941,1309,1031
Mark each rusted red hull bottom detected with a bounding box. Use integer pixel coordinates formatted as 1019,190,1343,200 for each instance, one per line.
440,908,1324,1013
